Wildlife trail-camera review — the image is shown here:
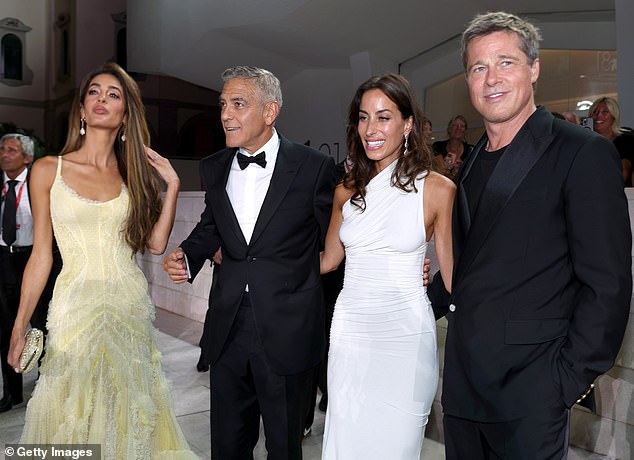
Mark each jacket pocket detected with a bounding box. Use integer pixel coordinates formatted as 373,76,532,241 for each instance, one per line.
505,318,568,344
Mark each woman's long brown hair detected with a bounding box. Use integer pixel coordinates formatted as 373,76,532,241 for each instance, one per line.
61,62,161,254
344,73,432,210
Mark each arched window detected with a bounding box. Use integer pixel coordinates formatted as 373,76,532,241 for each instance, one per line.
0,17,32,86
2,33,22,80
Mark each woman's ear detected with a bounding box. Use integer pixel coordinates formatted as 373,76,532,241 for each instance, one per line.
404,116,414,138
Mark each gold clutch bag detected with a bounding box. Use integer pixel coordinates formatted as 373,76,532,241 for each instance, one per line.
19,328,44,374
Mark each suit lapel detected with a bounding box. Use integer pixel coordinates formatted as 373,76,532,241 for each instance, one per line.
249,137,300,247
456,135,488,237
215,149,248,247
454,107,555,285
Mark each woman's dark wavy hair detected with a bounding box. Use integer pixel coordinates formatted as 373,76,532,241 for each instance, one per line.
344,73,432,211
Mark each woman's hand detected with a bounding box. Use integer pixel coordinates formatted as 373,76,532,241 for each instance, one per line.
8,328,26,372
146,146,180,188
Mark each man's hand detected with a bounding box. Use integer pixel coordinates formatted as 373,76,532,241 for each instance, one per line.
423,258,431,287
163,247,189,284
213,247,223,265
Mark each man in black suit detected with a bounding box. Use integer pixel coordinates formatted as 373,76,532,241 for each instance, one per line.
428,12,632,459
164,66,336,459
0,134,60,413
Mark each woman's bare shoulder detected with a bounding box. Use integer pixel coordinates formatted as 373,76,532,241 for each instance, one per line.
425,170,456,193
30,155,58,190
31,155,58,179
424,171,456,206
334,182,354,207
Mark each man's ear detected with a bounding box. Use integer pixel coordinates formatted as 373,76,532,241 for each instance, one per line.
264,101,280,126
530,58,540,84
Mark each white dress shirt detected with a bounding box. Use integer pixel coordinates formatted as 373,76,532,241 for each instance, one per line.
184,130,280,285
226,129,280,244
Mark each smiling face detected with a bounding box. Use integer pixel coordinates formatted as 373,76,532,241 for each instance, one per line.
447,117,467,140
219,78,278,153
358,88,413,172
81,73,127,132
465,30,539,133
591,102,615,138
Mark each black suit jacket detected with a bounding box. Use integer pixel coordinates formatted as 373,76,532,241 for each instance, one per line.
1,168,61,276
431,107,632,422
181,135,336,375
0,165,62,330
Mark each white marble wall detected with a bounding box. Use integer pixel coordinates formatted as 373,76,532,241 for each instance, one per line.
138,192,211,324
141,190,634,458
570,188,634,459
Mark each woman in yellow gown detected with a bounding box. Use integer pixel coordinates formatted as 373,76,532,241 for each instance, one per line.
8,62,197,459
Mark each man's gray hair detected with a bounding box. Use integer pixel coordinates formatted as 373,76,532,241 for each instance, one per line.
221,66,283,109
461,11,542,70
0,133,35,160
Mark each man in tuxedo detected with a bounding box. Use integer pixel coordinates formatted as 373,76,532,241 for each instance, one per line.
164,66,336,459
0,134,60,413
428,12,632,459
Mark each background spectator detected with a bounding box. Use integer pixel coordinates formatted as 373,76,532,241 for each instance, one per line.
589,96,634,186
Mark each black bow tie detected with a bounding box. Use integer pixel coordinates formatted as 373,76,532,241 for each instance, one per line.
237,151,266,170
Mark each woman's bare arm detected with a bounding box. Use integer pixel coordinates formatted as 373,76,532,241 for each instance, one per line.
8,157,56,369
320,184,353,274
424,171,456,293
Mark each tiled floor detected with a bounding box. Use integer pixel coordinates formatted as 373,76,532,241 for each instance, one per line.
0,308,606,459
0,308,444,459
153,309,447,459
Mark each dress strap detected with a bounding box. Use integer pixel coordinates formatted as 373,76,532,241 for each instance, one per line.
56,155,62,178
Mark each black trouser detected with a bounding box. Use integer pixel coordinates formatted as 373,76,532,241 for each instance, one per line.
0,249,31,400
304,300,334,429
198,265,219,366
210,293,316,460
0,248,61,400
444,403,570,460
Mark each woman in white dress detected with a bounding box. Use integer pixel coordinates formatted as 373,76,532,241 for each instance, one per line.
320,74,455,459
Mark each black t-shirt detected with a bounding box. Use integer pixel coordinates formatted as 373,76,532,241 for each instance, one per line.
463,146,507,219
614,132,634,187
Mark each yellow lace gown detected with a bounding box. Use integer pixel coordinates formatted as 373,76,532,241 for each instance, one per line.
20,156,198,459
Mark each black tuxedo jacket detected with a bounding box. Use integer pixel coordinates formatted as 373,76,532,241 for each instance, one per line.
181,135,336,375
432,107,632,422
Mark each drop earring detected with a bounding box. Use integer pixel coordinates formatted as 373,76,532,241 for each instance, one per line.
79,117,86,136
403,134,409,156
120,123,126,142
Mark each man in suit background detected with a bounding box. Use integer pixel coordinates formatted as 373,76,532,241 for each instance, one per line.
0,134,60,413
164,66,336,459
428,12,632,459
